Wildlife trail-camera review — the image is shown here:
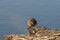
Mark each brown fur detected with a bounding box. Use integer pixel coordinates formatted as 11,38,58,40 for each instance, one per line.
27,18,37,27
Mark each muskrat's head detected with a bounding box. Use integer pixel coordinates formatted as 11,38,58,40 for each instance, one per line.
27,18,37,27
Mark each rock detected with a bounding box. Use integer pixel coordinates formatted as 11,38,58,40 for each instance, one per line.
4,34,33,40
4,26,60,40
28,25,48,36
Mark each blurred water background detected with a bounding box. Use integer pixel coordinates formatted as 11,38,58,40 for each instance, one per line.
0,0,60,40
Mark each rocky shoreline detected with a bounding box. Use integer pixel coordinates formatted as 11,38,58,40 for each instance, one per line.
4,26,60,40
3,18,60,40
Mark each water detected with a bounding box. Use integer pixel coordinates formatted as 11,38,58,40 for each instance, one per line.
0,0,60,40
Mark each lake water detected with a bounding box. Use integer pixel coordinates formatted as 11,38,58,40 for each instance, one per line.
0,0,60,40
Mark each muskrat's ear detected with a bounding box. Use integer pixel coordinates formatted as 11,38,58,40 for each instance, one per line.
27,18,37,27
